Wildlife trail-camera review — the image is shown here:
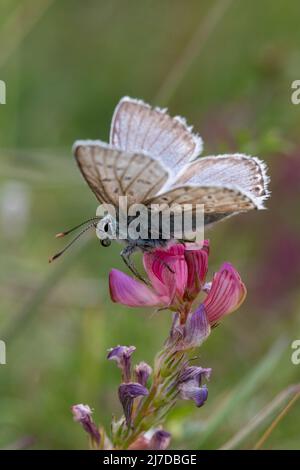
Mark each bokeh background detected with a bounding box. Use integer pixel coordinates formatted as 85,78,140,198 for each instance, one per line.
0,0,300,450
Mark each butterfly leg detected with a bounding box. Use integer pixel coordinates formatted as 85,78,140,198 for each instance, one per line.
120,245,148,284
151,252,175,274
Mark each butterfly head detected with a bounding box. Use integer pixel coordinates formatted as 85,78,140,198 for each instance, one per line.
96,213,116,247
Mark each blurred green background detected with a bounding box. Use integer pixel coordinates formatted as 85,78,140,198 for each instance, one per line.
0,0,300,450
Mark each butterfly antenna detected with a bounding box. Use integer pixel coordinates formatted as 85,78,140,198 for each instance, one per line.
55,217,101,238
49,222,96,263
55,217,100,238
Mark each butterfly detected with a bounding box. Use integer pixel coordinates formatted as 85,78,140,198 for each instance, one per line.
50,96,270,280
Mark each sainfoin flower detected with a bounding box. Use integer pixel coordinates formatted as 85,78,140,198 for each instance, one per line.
109,240,246,329
73,241,247,448
109,242,208,314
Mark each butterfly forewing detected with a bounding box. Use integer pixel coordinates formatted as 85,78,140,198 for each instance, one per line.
73,141,170,206
110,97,203,176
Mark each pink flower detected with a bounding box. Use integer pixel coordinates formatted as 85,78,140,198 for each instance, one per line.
109,242,208,315
109,241,246,327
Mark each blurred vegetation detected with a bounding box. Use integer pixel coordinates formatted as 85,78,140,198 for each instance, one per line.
0,0,300,449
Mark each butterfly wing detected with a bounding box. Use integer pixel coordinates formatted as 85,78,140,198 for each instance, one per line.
173,154,270,209
73,140,170,206
110,96,203,176
75,98,270,239
145,184,259,235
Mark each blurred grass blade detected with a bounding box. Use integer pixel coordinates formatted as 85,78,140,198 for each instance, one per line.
220,384,300,449
155,0,233,105
253,388,300,450
0,0,55,67
196,338,287,448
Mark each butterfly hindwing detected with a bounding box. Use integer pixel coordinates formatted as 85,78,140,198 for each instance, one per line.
144,185,256,240
174,154,270,209
146,185,257,215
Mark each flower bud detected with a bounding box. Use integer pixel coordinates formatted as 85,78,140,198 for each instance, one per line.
135,362,152,387
118,382,149,426
107,345,136,382
71,404,100,446
169,306,210,351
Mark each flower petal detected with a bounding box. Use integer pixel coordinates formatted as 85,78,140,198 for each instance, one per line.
187,305,210,344
184,240,209,299
142,252,174,298
179,383,208,407
109,269,166,307
144,244,188,300
204,262,247,325
179,366,212,385
178,363,211,407
175,305,211,350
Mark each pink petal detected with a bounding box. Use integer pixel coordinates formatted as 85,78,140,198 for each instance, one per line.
109,269,166,307
143,252,173,298
203,262,247,325
144,244,188,300
184,240,209,299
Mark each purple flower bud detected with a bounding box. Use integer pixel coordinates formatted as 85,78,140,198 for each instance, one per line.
71,404,100,445
149,430,171,450
107,345,136,382
135,362,152,387
183,305,210,349
178,366,211,408
170,306,210,350
118,382,149,426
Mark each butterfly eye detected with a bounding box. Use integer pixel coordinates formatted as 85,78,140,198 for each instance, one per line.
101,238,111,247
